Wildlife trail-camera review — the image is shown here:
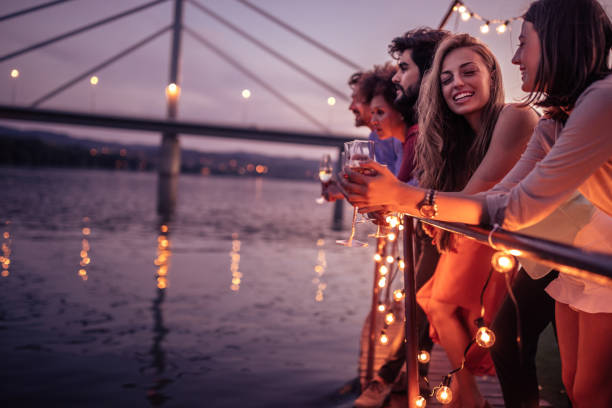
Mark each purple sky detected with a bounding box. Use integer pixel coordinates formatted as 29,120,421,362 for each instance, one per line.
1,0,611,159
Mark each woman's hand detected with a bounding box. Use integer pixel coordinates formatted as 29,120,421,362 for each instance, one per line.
338,161,402,210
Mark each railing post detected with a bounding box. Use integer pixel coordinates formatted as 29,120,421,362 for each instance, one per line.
403,216,419,407
331,144,344,231
366,236,386,382
157,0,183,217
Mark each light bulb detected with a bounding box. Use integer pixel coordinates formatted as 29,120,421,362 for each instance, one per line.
387,232,396,241
373,253,382,262
10,69,19,79
398,259,405,270
393,289,404,301
458,5,466,13
241,88,251,99
386,255,394,264
476,326,496,348
415,395,427,407
377,303,386,312
90,75,99,85
436,386,453,404
497,23,507,34
385,312,395,325
378,276,387,288
417,350,431,364
379,265,389,275
480,23,490,33
379,332,389,345
491,251,516,273
166,83,180,99
461,11,471,21
327,96,336,106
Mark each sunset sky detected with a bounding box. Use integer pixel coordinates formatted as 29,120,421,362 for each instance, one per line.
1,0,611,158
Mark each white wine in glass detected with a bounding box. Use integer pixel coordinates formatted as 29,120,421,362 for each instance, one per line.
336,140,374,247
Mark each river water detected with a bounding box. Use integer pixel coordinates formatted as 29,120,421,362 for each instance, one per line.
0,167,380,407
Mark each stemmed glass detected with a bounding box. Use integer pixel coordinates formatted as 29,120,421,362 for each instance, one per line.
336,140,374,247
315,154,333,204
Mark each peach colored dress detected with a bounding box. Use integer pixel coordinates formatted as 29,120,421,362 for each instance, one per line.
416,236,512,376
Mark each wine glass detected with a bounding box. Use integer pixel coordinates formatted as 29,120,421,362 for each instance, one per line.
315,154,333,204
336,140,374,247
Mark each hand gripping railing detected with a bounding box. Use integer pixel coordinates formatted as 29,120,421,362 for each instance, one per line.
401,216,612,407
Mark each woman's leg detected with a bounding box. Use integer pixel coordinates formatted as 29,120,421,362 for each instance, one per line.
555,302,579,403
572,310,612,407
428,299,484,408
490,269,558,408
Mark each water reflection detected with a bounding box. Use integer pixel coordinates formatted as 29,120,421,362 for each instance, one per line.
1,221,12,278
78,217,91,281
229,232,242,291
313,238,327,302
147,222,171,406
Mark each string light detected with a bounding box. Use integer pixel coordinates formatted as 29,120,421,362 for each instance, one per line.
385,312,395,325
241,88,251,99
379,331,389,345
377,303,386,312
474,317,496,348
379,265,389,276
387,232,396,242
378,276,387,288
491,251,517,273
398,259,405,270
386,255,394,264
165,83,180,99
373,253,382,262
435,376,453,404
417,350,431,364
415,396,427,407
393,289,404,301
90,75,99,86
10,69,19,79
450,1,520,35
327,96,336,106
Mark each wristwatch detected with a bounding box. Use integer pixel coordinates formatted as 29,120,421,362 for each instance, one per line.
416,189,438,218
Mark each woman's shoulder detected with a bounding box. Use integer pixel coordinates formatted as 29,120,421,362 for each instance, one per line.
499,103,539,121
576,74,612,106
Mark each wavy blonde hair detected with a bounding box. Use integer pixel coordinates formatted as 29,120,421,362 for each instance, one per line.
415,34,504,192
414,34,505,250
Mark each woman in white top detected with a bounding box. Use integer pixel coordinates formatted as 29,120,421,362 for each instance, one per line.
340,0,612,406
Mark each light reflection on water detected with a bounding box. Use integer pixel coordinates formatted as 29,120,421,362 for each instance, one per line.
0,167,375,407
1,221,11,278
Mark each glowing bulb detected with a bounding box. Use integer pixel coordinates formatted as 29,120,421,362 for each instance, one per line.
393,289,404,301
377,303,386,312
387,232,396,241
386,255,394,264
242,88,251,99
90,75,99,85
385,312,395,325
436,386,453,404
417,350,431,364
480,23,490,33
497,23,508,34
415,395,427,407
378,276,387,288
388,216,399,228
509,249,522,256
452,5,458,11
458,5,466,13
398,259,405,270
491,251,516,273
373,253,382,262
10,69,19,79
476,326,496,348
379,332,389,345
327,96,336,106
166,83,180,99
398,224,404,231
461,11,471,21
161,225,169,233
379,265,389,275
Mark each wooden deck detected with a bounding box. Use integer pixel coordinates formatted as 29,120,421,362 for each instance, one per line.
382,344,505,407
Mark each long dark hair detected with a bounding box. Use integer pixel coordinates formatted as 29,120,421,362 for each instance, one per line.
524,0,612,122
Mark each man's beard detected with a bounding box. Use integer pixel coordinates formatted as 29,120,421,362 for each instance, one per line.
394,83,419,126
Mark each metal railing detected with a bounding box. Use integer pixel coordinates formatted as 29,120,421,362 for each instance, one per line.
401,217,612,407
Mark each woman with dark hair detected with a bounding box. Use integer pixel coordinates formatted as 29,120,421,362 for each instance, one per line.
342,0,612,406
